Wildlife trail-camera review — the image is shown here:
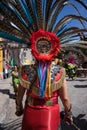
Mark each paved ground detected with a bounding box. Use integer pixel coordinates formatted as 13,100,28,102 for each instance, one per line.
61,77,87,130
0,76,87,130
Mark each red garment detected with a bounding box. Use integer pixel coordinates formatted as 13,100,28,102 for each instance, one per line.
6,63,11,69
22,91,60,130
54,69,62,81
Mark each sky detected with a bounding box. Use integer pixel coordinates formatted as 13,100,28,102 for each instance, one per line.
58,0,87,30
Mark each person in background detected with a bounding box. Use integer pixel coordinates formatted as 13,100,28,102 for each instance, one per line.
12,66,19,96
6,61,12,78
9,58,15,67
4,67,8,79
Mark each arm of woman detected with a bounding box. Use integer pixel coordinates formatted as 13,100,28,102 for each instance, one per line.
15,83,26,116
59,78,73,124
59,78,71,111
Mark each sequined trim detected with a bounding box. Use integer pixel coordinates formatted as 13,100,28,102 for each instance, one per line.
51,68,66,92
31,68,66,96
18,64,36,89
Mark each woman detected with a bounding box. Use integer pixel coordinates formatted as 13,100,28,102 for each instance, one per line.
12,66,19,96
0,1,85,129
15,58,73,130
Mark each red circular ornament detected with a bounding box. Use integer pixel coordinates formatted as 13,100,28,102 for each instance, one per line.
30,29,60,61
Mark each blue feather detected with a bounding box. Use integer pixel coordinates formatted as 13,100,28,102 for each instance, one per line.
2,1,29,28
30,0,38,24
51,0,56,8
18,0,33,25
61,38,80,43
10,22,22,32
0,32,28,45
42,0,46,23
37,62,48,97
56,25,67,36
41,65,48,97
47,6,57,31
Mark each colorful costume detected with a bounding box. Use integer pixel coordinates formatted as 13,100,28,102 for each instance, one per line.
19,56,65,130
0,1,86,130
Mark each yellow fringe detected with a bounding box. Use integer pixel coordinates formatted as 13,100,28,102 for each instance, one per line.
30,68,66,96
18,63,66,95
18,64,30,89
19,78,30,89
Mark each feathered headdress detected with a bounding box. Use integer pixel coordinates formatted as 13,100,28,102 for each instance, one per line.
0,0,87,50
0,0,87,96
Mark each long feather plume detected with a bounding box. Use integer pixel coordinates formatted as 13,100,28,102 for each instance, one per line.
0,0,87,49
